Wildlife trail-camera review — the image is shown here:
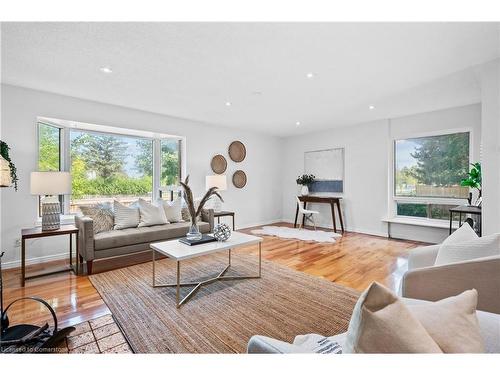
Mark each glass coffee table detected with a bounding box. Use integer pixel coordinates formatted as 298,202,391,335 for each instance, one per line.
150,232,263,308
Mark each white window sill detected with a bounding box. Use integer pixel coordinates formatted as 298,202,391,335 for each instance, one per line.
35,214,76,227
382,216,458,230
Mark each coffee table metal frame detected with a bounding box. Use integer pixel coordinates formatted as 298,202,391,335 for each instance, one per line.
151,235,262,308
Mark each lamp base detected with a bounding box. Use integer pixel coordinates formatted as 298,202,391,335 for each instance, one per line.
41,197,61,231
213,195,223,213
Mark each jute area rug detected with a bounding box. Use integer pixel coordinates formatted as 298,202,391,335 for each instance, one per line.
89,252,360,353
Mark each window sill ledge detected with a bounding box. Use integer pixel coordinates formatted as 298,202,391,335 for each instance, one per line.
382,216,458,230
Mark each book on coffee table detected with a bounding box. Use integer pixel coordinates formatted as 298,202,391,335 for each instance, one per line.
178,234,217,246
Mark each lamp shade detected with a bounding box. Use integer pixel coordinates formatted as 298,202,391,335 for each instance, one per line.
206,175,227,191
30,171,72,195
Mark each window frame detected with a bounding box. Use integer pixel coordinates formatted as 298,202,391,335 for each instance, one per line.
36,118,184,216
390,127,473,221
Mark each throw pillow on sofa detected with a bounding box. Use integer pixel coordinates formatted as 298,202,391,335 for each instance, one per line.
435,225,500,266
344,282,442,353
114,200,140,230
408,289,485,353
80,204,114,234
158,197,183,223
138,198,169,227
344,282,484,353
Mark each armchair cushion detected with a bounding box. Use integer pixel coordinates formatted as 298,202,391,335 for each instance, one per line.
435,232,500,266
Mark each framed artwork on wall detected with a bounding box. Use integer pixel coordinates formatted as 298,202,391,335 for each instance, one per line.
304,148,344,193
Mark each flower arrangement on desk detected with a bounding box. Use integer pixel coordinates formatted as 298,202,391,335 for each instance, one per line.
460,162,482,207
296,174,315,196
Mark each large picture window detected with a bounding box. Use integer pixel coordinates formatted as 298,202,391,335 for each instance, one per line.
37,120,182,215
70,130,154,213
394,131,470,219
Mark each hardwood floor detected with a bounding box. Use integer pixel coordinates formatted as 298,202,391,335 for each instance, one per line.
2,223,427,329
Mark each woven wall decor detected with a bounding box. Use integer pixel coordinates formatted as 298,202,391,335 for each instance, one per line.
228,141,246,162
232,170,247,188
210,154,227,174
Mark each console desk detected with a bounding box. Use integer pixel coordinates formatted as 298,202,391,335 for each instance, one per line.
294,196,344,233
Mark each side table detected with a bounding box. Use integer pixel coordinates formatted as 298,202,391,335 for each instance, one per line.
21,224,79,287
449,205,482,236
213,211,235,230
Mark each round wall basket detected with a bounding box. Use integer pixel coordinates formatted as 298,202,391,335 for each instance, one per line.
232,170,247,189
228,141,246,162
210,154,227,174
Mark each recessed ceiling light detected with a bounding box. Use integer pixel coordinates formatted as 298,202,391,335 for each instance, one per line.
252,91,262,96
225,101,232,107
99,66,113,74
306,72,314,79
296,121,301,127
369,105,376,110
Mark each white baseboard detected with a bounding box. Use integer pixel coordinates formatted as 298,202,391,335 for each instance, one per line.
236,218,284,230
2,252,70,270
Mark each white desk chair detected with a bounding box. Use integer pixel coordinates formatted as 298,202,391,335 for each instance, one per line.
296,196,320,230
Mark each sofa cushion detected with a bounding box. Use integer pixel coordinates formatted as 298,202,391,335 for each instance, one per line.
344,282,442,353
94,221,210,250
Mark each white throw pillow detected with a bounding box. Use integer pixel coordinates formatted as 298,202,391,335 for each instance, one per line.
158,197,183,223
113,200,140,230
138,198,169,227
435,225,500,266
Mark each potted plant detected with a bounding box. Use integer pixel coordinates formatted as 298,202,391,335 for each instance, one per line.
180,175,223,240
460,162,481,207
296,174,315,196
0,141,18,191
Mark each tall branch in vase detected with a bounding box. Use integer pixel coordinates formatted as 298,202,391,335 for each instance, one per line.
180,175,223,240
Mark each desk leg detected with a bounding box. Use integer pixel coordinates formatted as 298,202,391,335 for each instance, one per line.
449,212,453,234
294,204,299,228
21,238,26,287
330,203,337,233
302,202,307,227
232,214,235,231
336,201,344,233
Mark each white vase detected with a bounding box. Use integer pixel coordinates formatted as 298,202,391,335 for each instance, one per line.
300,185,309,196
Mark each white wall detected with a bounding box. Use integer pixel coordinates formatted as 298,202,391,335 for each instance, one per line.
0,84,284,267
281,104,482,242
480,60,500,235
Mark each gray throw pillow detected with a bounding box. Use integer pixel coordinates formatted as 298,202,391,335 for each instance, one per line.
80,204,114,234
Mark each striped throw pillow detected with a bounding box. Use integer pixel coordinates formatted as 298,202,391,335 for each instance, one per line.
113,200,140,230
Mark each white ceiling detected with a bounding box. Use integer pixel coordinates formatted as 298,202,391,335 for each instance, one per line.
1,22,499,137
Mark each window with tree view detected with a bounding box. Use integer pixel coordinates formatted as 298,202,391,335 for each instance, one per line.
37,121,182,215
70,130,154,213
394,132,470,219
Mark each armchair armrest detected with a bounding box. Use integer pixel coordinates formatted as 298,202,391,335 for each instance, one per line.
201,208,215,232
407,244,440,270
74,215,96,261
402,256,500,314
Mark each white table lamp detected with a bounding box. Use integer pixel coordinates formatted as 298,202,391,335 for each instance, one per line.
31,171,72,231
206,175,227,212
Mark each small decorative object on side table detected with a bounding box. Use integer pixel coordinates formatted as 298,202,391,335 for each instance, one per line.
20,225,79,287
213,223,231,241
30,171,72,231
214,210,235,230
